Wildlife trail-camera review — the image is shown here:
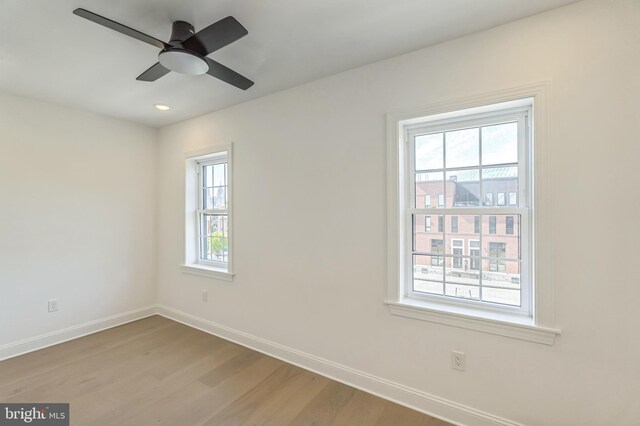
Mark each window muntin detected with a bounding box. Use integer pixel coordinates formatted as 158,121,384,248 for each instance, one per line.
407,108,530,311
197,156,230,269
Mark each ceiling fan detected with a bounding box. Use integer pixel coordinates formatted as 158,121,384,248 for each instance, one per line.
73,8,254,90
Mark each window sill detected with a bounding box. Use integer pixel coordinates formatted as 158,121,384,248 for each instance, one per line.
384,299,560,345
181,264,234,282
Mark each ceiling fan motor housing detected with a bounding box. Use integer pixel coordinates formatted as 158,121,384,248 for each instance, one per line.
158,20,209,75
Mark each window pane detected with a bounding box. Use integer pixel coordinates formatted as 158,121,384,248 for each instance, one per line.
445,257,480,301
415,133,443,170
413,255,443,295
203,165,213,188
203,187,227,210
482,215,520,260
415,172,444,209
200,214,228,262
481,122,518,166
482,260,521,306
213,163,226,186
446,169,480,207
445,128,479,168
482,166,518,208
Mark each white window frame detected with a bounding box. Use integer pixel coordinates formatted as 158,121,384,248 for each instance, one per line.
385,84,560,345
406,108,529,311
196,157,229,269
181,145,234,281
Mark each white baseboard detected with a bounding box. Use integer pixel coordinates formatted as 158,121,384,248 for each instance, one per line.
157,304,522,426
0,305,157,362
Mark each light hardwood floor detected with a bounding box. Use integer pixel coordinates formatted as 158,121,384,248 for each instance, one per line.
0,316,450,425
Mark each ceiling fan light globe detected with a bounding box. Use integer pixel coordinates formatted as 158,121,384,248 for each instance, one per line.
158,49,209,75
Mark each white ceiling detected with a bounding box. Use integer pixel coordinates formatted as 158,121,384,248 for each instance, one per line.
0,0,579,128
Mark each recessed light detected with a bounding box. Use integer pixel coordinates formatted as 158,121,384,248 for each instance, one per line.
154,104,170,111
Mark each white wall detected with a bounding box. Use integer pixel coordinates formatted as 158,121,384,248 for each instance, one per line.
0,92,158,346
156,1,640,424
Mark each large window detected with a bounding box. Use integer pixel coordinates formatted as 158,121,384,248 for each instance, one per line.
388,88,559,344
183,146,233,281
407,103,530,310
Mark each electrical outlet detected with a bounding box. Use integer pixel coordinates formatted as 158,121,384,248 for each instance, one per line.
202,290,208,302
451,350,465,371
48,299,59,313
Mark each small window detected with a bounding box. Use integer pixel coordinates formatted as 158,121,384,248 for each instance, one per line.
506,216,514,235
431,239,444,266
497,192,506,206
437,216,443,232
489,242,507,272
484,192,493,206
489,216,497,234
509,192,517,206
469,240,480,270
451,216,458,233
474,215,480,234
183,146,234,280
451,238,464,269
425,194,431,208
437,194,445,207
425,216,432,232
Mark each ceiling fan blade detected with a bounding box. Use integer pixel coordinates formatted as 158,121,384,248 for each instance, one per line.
205,58,254,90
136,63,170,82
73,8,167,50
182,16,248,56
